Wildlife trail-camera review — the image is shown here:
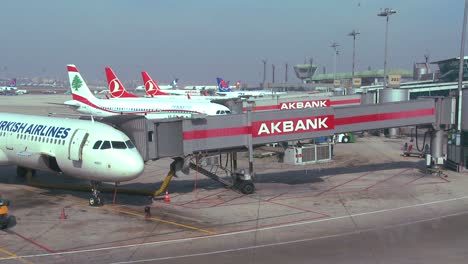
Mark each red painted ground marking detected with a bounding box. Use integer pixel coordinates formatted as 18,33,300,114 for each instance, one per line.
176,189,230,206
362,168,414,191
438,174,451,183
208,194,247,208
266,192,287,201
267,200,330,217
401,175,425,186
11,231,54,253
189,199,225,205
314,171,373,197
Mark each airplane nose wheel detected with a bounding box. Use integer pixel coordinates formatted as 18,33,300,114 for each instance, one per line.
89,181,103,206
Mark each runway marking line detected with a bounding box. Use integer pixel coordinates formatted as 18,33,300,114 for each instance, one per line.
6,195,468,262
101,210,468,264
0,247,33,264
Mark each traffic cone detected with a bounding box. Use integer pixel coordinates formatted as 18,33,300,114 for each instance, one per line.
164,190,170,202
59,208,67,220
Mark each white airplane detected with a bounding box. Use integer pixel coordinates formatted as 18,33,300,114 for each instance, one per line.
0,79,27,95
0,112,144,206
135,78,179,91
141,71,238,100
65,65,232,118
216,78,286,97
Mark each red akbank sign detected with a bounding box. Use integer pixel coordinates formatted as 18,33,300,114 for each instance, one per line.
279,99,331,110
252,115,334,137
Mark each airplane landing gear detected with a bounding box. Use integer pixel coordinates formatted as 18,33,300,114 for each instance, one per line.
89,181,103,206
16,166,36,178
232,169,255,194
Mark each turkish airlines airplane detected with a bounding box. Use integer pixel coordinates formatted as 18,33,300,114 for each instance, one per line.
0,112,144,206
65,65,232,118
141,71,237,100
135,78,179,91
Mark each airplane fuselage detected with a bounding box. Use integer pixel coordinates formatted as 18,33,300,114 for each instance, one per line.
0,113,144,182
66,96,231,118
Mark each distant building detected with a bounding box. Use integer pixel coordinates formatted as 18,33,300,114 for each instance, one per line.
430,56,468,82
306,68,413,86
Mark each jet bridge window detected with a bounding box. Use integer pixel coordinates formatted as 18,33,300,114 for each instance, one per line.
100,141,111,149
111,141,127,149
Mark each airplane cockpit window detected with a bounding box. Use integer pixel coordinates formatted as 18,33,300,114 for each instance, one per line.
93,141,102,149
125,140,135,149
111,141,127,149
100,141,111,149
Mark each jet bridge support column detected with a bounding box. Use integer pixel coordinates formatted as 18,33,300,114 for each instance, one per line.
431,129,445,168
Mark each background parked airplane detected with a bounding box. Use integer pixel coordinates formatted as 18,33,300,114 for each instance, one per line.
215,77,286,97
135,78,179,91
65,64,231,118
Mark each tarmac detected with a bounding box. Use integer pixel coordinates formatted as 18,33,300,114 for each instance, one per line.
1,94,468,263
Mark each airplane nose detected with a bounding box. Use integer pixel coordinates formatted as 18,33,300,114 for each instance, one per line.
117,152,145,181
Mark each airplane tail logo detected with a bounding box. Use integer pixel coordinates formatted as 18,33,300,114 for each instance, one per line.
142,72,169,96
105,67,138,98
217,77,232,92
9,78,16,87
67,64,97,102
171,78,178,88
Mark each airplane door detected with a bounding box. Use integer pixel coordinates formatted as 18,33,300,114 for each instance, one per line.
68,129,89,161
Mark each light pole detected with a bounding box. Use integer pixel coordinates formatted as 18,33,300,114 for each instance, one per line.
272,64,275,83
457,0,468,134
330,42,340,81
285,63,288,83
348,30,360,81
262,59,267,84
378,8,397,88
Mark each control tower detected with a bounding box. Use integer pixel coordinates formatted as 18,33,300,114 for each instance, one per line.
293,64,318,83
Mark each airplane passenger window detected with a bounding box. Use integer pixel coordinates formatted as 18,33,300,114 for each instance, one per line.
125,140,135,149
111,141,127,149
93,141,102,149
100,141,111,149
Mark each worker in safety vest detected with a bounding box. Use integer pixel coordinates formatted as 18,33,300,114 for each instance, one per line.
0,199,8,215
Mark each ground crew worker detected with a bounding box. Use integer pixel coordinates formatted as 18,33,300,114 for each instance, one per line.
0,197,10,229
0,199,8,215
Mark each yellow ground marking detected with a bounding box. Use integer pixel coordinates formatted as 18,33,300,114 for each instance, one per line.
10,184,217,235
0,247,34,264
107,206,217,235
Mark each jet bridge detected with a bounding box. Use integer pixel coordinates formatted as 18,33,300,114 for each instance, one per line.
102,97,454,194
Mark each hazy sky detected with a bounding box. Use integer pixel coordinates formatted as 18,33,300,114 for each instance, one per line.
0,0,465,85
